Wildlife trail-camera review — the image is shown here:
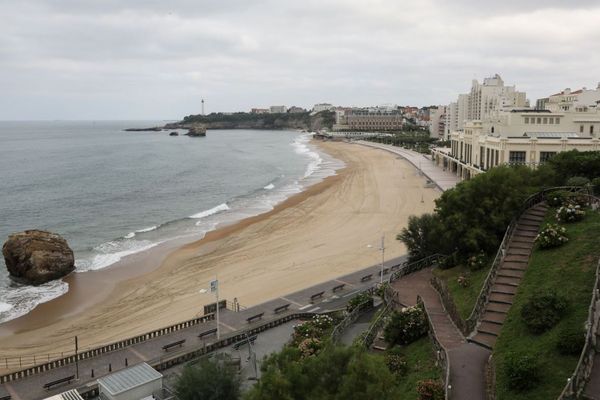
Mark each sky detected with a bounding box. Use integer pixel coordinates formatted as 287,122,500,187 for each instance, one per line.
1,0,600,120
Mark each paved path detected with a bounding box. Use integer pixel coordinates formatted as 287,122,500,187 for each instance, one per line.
0,256,406,400
355,141,460,191
584,353,600,399
391,268,489,400
339,306,380,346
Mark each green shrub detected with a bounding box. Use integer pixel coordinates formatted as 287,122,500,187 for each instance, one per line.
384,347,408,376
592,177,600,196
438,252,457,270
566,176,591,187
521,291,568,334
535,223,568,249
416,379,445,400
503,352,541,392
556,325,586,356
347,291,373,312
384,305,428,346
546,191,569,207
467,252,487,271
556,203,586,223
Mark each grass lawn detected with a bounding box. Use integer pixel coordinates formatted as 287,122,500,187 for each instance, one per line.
433,262,492,321
494,209,600,400
390,336,443,399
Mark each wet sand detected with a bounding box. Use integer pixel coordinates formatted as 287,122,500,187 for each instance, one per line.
0,141,439,363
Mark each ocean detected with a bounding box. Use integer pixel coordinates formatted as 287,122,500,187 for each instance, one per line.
0,121,343,323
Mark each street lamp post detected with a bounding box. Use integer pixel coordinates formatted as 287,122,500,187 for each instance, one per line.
379,235,385,284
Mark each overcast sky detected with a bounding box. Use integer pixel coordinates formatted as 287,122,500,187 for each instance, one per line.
1,1,599,120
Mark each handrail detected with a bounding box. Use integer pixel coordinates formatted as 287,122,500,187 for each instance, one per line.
417,295,452,400
361,303,392,348
388,253,446,284
465,186,594,335
557,258,600,399
330,297,374,345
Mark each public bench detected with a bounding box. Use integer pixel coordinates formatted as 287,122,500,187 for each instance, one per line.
332,284,345,293
310,291,325,303
43,375,75,390
360,274,373,282
198,328,218,339
162,339,186,351
246,313,264,323
378,268,389,276
233,335,257,350
274,303,290,314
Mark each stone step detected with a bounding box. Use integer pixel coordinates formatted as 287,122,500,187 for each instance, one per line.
491,284,518,295
516,224,540,232
513,229,537,238
502,261,527,271
497,268,525,279
489,292,514,305
526,209,547,218
520,214,544,223
504,254,530,262
508,241,534,250
478,321,502,336
486,302,511,313
511,235,535,244
495,276,521,286
469,332,497,350
482,310,508,324
506,248,531,256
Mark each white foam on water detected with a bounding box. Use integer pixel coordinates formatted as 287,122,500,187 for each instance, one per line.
189,203,230,219
75,239,162,272
264,183,275,190
0,279,69,323
123,225,158,239
292,134,323,178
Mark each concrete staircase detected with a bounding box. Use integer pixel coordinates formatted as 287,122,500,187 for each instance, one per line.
469,203,548,349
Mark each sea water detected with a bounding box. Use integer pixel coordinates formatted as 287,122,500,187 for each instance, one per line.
0,121,343,323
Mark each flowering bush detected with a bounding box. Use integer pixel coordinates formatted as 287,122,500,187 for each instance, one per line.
556,203,585,223
384,305,428,346
416,379,444,400
347,291,373,312
535,224,568,249
457,274,470,288
311,314,334,330
385,346,408,376
467,252,486,271
546,191,569,207
298,338,322,358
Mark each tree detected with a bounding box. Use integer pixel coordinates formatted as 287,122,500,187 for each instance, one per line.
176,356,240,400
397,214,444,261
246,346,401,400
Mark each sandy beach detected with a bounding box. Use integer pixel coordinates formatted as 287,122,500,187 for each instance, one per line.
0,141,439,362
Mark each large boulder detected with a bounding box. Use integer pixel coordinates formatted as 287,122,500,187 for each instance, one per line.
2,230,75,285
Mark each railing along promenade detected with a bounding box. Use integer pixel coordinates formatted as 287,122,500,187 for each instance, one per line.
417,295,452,400
557,259,600,399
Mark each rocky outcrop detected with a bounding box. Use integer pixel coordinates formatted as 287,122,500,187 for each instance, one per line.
2,230,75,285
124,127,162,132
169,131,179,136
186,125,206,137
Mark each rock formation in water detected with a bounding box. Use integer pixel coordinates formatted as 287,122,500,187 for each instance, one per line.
2,230,75,285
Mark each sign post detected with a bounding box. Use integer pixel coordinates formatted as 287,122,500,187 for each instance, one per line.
210,279,220,339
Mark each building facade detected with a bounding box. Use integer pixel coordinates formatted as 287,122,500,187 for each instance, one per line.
333,107,403,131
429,106,446,139
269,105,287,114
432,78,600,180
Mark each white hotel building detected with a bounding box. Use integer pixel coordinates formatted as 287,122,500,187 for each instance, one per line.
431,76,600,180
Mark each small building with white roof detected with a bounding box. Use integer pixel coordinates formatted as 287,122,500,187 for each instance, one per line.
97,363,163,400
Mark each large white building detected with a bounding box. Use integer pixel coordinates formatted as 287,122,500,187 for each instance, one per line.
432,77,600,180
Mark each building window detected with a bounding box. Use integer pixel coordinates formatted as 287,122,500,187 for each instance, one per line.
543,117,548,124
556,118,560,124
549,117,554,124
580,125,584,133
540,152,557,163
525,117,529,124
509,151,526,164
537,117,542,124
591,126,595,135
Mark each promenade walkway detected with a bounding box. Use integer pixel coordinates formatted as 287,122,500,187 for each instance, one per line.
354,141,460,191
0,256,406,400
391,268,489,400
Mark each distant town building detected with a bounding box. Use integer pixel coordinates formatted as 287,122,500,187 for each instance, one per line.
333,107,403,131
251,108,269,114
270,105,287,114
312,103,335,113
431,76,600,180
429,106,446,139
287,106,306,113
